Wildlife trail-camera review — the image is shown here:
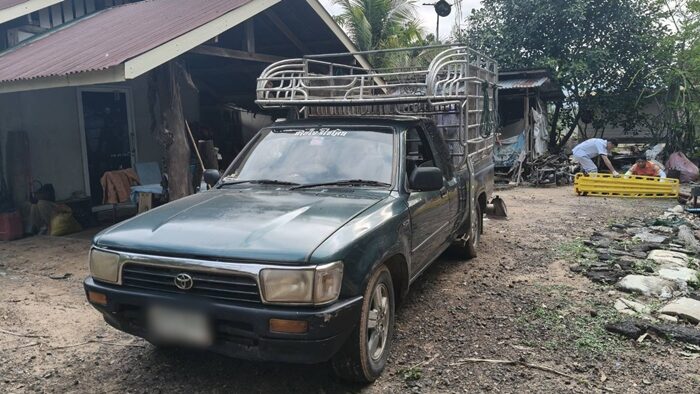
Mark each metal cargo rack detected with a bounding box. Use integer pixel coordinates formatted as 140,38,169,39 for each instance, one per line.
255,45,499,166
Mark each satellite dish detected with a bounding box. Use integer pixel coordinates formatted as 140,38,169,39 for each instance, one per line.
434,0,452,17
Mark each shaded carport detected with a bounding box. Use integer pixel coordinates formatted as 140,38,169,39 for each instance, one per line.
0,0,368,218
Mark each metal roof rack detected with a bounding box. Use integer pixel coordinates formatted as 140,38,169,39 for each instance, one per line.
255,45,498,167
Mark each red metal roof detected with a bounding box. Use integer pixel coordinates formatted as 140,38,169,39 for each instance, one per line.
0,0,27,11
0,0,254,83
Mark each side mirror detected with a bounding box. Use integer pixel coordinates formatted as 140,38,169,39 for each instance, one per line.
409,167,443,191
203,169,221,187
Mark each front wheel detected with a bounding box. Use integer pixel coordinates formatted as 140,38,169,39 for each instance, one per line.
332,265,395,383
465,202,482,258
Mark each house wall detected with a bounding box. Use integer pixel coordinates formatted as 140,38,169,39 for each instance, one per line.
0,87,85,202
0,72,199,202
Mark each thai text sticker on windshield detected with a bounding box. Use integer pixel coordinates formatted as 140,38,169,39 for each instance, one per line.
281,128,348,137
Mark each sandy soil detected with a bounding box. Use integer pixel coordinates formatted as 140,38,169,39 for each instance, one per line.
1,186,698,393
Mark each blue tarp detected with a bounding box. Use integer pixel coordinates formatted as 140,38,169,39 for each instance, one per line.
493,132,526,168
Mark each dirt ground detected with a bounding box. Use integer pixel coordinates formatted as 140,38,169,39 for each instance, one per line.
1,186,698,393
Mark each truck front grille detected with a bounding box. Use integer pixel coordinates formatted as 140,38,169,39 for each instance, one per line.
121,263,261,304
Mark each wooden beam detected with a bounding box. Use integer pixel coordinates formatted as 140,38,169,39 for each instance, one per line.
189,45,284,63
257,39,336,53
189,63,265,75
265,10,310,53
17,25,49,34
244,20,255,53
220,93,257,102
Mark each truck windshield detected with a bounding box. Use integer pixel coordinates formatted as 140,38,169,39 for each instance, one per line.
222,127,394,187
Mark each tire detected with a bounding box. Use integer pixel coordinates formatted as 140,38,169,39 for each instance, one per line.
332,265,395,383
465,201,482,258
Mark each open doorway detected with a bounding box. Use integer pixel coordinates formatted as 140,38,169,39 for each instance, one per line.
78,89,136,205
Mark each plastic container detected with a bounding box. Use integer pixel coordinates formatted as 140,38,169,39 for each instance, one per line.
0,211,23,241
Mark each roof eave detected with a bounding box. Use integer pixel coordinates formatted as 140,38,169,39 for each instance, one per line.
0,65,125,94
0,0,373,93
0,0,63,25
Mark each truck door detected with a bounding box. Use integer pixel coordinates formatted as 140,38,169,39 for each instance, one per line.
425,122,460,224
406,126,453,272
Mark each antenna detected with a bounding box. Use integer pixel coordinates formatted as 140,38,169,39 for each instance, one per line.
453,0,463,33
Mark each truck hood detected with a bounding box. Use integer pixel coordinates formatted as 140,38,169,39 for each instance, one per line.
94,188,386,264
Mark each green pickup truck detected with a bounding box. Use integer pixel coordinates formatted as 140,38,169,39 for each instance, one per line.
84,46,499,382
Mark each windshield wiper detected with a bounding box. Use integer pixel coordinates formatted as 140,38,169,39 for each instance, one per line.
290,179,391,190
219,179,300,187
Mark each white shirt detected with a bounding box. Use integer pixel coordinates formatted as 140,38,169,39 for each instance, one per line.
572,138,608,159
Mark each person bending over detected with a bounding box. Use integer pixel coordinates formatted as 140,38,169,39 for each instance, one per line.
572,138,619,175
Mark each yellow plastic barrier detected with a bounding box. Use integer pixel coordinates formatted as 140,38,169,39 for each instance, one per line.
574,173,679,198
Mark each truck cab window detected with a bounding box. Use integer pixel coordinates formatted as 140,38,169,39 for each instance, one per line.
406,127,437,176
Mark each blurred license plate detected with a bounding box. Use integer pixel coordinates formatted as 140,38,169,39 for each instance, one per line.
148,305,212,346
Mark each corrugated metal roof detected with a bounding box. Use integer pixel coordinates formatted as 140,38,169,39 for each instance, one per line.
0,0,27,11
499,77,549,90
0,0,254,83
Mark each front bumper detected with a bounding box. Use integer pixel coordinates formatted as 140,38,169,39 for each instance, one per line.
84,277,362,364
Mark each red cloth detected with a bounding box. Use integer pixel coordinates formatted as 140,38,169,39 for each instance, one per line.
666,152,699,182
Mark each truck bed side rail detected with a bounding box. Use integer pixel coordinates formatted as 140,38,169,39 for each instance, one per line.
255,45,498,167
256,46,497,106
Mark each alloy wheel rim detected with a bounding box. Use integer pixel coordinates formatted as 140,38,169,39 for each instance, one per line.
367,283,390,361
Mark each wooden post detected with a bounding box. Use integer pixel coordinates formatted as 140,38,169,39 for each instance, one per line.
151,61,193,201
137,192,153,213
523,89,531,160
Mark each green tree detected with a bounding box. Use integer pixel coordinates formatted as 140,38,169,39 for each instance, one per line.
333,0,426,66
464,0,670,151
636,0,699,153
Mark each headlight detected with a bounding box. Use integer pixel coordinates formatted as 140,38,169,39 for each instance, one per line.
260,262,343,305
260,269,314,303
89,249,120,283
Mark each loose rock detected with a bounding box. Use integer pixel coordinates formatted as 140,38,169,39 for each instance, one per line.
678,225,700,254
616,275,678,299
657,314,678,323
634,232,667,244
593,231,626,241
659,297,700,324
647,250,689,267
586,270,624,284
657,265,699,285
614,298,651,316
650,225,675,234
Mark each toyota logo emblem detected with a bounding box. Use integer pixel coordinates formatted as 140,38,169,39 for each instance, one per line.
174,273,194,290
